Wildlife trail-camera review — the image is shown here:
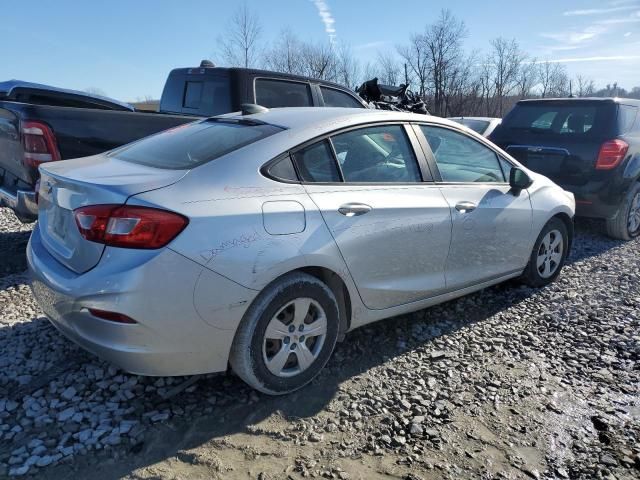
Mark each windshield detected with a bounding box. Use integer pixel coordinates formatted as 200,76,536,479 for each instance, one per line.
110,120,283,170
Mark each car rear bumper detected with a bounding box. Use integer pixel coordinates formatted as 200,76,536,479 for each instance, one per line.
27,225,255,376
0,187,37,221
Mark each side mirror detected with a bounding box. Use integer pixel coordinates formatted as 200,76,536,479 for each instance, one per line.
509,167,533,194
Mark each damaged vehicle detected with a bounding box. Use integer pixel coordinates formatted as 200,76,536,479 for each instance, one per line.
28,107,575,395
357,78,429,114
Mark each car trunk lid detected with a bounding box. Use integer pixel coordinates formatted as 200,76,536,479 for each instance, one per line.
38,154,187,273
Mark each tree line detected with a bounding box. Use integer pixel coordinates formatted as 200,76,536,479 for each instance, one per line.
217,6,640,117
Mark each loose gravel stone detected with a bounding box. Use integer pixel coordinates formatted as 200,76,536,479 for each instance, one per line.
0,208,638,479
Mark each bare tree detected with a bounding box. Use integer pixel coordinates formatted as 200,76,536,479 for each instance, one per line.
576,75,596,97
376,50,402,85
300,41,337,81
538,61,569,98
423,9,468,116
263,28,304,75
486,37,523,116
217,3,262,68
335,43,360,89
397,33,429,96
515,57,539,99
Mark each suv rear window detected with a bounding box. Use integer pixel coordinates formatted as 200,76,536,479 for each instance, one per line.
502,103,616,138
111,120,283,170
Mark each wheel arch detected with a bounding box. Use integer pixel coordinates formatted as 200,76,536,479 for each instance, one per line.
551,212,574,255
297,266,352,339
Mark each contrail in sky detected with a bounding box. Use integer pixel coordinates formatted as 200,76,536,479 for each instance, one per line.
311,0,337,43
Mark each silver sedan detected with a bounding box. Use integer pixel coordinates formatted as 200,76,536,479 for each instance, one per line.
28,107,575,394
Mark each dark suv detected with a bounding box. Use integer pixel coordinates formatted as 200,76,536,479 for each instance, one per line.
490,98,640,240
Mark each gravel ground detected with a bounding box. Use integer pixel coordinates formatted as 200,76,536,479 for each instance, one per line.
0,206,638,479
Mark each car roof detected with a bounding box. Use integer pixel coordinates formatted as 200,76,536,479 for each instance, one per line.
518,97,640,106
223,107,459,132
448,117,501,121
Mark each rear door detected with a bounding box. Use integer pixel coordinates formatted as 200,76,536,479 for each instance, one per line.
490,101,617,187
297,123,452,310
417,124,532,289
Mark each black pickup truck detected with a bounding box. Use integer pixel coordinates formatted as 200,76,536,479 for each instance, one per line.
0,63,366,221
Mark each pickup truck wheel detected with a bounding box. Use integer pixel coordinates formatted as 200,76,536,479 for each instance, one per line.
520,218,568,287
606,182,640,241
229,272,340,395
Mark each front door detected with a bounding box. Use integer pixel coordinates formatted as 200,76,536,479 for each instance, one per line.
417,124,533,289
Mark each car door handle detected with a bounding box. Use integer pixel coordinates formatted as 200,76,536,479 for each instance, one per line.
455,201,477,213
338,203,372,217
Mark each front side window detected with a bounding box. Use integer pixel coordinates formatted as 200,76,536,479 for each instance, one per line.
255,79,313,108
321,87,363,108
420,126,505,183
112,120,282,170
292,141,341,182
331,125,422,182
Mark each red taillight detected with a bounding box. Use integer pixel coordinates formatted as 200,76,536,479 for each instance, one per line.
88,308,137,324
74,204,188,249
21,121,61,168
596,139,629,170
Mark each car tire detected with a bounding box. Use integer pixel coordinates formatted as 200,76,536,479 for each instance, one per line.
605,182,640,241
520,217,569,287
229,272,340,395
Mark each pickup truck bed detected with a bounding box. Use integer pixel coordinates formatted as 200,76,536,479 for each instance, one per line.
0,101,194,220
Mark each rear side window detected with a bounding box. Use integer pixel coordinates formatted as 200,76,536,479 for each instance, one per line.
160,73,232,116
255,79,312,108
502,103,615,137
618,105,638,133
183,81,203,109
421,126,505,183
111,120,283,170
321,87,363,108
293,141,341,182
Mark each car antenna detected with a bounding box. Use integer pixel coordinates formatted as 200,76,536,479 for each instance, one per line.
241,104,269,115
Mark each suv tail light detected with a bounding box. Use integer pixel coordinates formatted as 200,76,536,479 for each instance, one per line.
596,139,629,170
74,205,188,249
21,121,61,168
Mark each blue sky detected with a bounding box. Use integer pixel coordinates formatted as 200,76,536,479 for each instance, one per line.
1,0,638,101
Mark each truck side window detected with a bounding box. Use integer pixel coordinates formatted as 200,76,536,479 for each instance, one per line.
255,79,312,108
320,87,363,108
184,82,203,109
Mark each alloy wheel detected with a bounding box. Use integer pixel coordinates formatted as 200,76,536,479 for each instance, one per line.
536,229,563,279
262,298,327,378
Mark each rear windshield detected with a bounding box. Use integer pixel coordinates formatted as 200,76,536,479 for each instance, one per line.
111,120,283,169
502,103,616,138
453,119,490,134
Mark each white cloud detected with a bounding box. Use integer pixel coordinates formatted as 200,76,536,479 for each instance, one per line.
625,31,633,36
544,55,640,63
541,25,607,45
564,5,638,15
310,0,336,43
595,10,640,23
354,40,390,51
